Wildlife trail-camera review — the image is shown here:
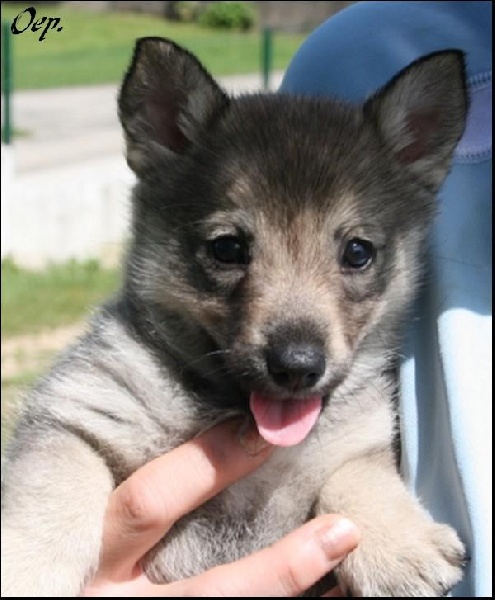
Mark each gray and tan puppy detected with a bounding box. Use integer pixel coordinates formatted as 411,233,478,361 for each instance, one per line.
1,38,468,597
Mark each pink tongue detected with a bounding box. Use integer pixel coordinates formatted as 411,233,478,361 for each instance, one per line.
249,392,323,447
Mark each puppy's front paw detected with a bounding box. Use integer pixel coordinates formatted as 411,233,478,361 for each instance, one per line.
337,518,465,597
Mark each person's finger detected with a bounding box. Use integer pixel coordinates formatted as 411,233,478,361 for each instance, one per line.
97,418,273,580
141,514,360,597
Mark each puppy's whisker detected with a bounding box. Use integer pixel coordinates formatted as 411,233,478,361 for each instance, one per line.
180,349,233,372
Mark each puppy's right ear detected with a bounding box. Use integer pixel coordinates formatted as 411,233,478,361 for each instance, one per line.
118,37,229,175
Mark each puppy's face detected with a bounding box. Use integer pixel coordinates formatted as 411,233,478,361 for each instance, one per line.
119,39,467,445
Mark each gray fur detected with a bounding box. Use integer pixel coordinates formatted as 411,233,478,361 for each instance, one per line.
1,39,468,596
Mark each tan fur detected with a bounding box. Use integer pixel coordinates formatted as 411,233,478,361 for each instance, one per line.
318,455,465,597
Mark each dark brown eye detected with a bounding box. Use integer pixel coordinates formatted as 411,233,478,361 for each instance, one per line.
209,236,249,265
342,238,374,270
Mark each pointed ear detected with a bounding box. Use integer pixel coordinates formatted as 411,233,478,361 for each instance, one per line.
364,50,468,188
118,37,229,175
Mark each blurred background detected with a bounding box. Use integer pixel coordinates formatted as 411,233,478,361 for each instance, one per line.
0,1,355,445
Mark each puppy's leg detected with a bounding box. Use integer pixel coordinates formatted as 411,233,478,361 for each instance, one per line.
315,452,465,597
1,433,113,597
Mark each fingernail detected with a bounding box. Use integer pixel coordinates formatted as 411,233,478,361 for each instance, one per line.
238,418,271,456
317,518,360,559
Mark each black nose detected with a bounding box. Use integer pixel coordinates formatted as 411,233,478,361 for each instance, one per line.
266,342,326,391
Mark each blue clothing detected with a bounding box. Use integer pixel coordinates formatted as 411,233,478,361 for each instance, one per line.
280,2,492,596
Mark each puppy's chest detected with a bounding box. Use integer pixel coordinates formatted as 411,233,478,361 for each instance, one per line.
144,427,333,583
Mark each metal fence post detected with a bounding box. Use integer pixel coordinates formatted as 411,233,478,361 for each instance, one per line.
2,20,12,144
261,27,273,91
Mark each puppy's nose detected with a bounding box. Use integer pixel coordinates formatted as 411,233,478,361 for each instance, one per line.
266,342,326,391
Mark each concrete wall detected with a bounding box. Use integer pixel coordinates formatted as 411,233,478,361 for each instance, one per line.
1,148,134,268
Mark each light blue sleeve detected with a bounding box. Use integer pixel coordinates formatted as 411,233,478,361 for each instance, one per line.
280,2,492,596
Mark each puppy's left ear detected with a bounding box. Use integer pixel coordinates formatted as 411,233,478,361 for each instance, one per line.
364,50,468,188
118,37,229,175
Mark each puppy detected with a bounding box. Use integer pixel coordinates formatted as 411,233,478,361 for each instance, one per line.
1,38,468,596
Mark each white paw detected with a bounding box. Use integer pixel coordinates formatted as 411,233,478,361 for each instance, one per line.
337,519,465,597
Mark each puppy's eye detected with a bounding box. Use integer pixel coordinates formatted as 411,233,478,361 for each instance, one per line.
342,238,374,270
209,236,249,266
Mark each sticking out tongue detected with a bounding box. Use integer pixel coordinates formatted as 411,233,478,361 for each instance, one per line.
249,392,323,446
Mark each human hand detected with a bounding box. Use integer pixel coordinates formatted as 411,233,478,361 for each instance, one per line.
81,419,360,597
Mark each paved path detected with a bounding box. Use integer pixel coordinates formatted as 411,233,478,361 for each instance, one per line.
8,71,284,173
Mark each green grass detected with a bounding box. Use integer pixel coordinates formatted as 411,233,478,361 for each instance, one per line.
13,127,31,138
1,4,304,90
1,258,121,338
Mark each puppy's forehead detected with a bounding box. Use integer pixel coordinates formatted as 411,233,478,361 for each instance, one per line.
222,156,369,220
220,152,342,214
196,95,398,231
208,97,375,211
